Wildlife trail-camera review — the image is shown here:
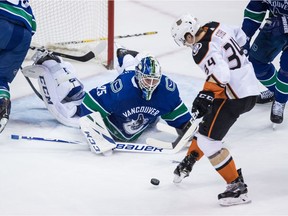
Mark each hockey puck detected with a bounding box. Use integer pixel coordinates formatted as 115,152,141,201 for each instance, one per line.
150,178,160,186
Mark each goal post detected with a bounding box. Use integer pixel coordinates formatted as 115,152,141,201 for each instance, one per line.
29,0,114,67
107,0,114,68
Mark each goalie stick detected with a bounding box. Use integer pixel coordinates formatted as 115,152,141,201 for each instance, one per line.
11,134,185,154
146,111,199,152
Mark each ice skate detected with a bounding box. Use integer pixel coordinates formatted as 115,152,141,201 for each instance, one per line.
0,97,11,133
117,48,139,59
218,169,251,206
256,90,274,104
32,50,61,65
173,151,198,183
270,101,286,125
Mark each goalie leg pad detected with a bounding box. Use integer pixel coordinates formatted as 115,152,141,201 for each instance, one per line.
22,65,46,78
80,112,116,155
37,60,84,127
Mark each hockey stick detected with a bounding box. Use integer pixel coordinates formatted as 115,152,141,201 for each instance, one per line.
11,134,183,154
29,46,95,62
146,111,199,153
29,40,107,62
54,31,158,46
11,134,81,144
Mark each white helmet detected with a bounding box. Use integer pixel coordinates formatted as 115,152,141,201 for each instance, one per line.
171,14,201,46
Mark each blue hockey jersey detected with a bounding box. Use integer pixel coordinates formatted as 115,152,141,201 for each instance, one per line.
0,0,36,35
78,71,192,141
242,0,288,38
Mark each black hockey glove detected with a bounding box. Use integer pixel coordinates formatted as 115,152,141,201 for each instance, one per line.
192,90,214,119
260,16,288,37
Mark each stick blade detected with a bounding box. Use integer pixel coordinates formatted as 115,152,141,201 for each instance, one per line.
92,41,107,56
11,134,20,140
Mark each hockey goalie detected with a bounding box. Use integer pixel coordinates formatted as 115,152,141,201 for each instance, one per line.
22,48,193,156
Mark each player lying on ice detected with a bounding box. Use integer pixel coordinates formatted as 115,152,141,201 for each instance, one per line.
22,48,194,156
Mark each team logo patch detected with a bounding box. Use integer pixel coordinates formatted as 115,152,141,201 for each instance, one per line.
123,114,149,135
251,43,258,52
192,43,202,56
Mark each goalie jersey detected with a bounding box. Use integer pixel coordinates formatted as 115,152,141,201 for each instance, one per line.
192,21,260,99
77,71,191,142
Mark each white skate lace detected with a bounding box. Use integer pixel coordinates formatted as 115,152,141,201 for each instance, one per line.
225,183,237,192
261,90,274,99
272,101,285,117
224,182,245,193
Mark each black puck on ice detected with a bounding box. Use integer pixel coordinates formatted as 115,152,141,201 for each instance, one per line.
150,178,160,186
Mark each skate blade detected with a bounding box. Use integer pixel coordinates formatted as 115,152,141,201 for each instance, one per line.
0,118,8,133
219,194,252,207
173,173,187,184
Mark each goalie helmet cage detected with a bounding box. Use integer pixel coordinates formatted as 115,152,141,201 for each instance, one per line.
30,0,114,68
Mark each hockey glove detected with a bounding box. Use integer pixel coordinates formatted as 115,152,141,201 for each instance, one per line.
0,98,11,133
260,16,288,37
173,151,199,183
192,90,214,119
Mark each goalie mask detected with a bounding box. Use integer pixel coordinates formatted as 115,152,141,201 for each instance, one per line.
135,56,162,101
171,14,201,47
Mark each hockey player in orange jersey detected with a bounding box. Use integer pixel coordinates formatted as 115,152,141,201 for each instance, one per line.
171,14,260,206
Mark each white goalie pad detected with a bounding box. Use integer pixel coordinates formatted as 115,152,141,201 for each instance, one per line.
37,59,84,128
116,52,145,74
79,112,116,155
22,65,46,78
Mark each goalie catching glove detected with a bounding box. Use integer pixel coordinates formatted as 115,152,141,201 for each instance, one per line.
192,90,214,118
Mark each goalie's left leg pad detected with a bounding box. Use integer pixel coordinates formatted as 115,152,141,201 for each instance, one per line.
79,112,116,155
37,59,84,127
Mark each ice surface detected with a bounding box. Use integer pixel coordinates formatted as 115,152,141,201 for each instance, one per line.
0,1,287,215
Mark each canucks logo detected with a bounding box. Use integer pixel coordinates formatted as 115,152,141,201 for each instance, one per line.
123,114,149,135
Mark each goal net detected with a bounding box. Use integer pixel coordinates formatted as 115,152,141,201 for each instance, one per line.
29,0,114,67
